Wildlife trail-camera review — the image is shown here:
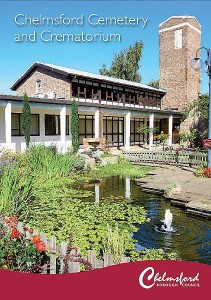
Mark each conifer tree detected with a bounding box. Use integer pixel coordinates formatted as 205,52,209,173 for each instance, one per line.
71,99,79,153
22,92,31,148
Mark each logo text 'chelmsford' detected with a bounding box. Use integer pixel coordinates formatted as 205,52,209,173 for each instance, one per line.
139,267,200,289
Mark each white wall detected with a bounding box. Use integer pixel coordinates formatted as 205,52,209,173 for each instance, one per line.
0,107,5,143
10,106,71,152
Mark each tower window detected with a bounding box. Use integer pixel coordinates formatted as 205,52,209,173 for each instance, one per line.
36,79,42,94
174,29,182,49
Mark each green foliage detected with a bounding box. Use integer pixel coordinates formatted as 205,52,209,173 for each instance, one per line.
158,132,169,150
0,146,173,264
141,249,178,260
22,93,31,148
0,145,85,220
183,94,209,120
136,124,157,144
179,129,197,146
27,191,147,260
158,132,169,143
100,153,112,158
103,224,125,264
99,41,143,82
183,94,209,139
148,79,159,88
195,165,205,177
137,124,157,135
0,163,34,219
90,161,153,179
71,100,79,153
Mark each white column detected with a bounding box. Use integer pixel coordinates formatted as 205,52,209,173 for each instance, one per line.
60,105,66,153
149,113,154,150
5,101,12,146
125,177,131,199
168,115,173,146
124,111,131,150
95,109,100,138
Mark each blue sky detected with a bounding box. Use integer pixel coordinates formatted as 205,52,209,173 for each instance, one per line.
1,1,211,94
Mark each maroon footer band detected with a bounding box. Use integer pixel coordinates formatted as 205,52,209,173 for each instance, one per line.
0,261,209,300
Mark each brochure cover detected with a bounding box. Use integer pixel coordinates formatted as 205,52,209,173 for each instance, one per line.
0,1,211,299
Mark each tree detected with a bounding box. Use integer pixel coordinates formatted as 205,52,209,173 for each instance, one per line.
158,131,169,150
183,94,209,139
22,93,31,148
137,124,157,144
71,99,79,153
179,129,197,148
99,41,144,82
148,79,159,88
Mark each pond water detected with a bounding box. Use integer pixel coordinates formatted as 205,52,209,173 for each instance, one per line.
79,176,211,264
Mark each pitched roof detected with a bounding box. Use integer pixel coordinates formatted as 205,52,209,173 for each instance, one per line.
11,61,166,94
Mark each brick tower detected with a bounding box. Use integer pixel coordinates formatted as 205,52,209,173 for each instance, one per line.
159,16,201,112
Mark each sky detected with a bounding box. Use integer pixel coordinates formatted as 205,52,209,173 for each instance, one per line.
1,1,211,95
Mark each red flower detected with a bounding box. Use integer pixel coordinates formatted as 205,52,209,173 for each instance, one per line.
203,168,211,178
9,216,17,222
36,241,46,253
32,235,40,244
4,218,10,224
28,228,34,234
11,228,20,239
32,236,40,243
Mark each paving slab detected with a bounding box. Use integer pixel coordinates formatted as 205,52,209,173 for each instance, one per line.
135,165,211,218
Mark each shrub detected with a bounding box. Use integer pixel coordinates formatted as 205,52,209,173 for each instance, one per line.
179,129,197,147
22,93,31,148
71,100,79,153
0,216,47,272
195,166,205,177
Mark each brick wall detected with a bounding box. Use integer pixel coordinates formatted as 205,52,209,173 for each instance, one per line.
159,17,201,112
15,67,71,99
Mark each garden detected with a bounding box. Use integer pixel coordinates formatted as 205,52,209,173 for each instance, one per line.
0,145,178,273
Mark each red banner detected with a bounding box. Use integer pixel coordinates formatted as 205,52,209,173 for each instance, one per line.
202,139,211,149
0,261,210,300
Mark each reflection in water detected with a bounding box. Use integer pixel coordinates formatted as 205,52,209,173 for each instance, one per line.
95,184,100,204
79,176,211,264
125,177,131,199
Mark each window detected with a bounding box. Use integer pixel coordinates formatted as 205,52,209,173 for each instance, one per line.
130,118,144,145
36,80,42,94
103,116,124,147
11,113,40,136
79,115,94,144
175,29,182,49
45,115,69,136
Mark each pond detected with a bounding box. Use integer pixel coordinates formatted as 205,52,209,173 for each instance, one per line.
80,176,211,264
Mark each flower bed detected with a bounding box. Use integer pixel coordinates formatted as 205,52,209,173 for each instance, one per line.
0,216,47,272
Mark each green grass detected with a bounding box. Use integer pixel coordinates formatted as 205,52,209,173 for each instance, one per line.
89,160,153,179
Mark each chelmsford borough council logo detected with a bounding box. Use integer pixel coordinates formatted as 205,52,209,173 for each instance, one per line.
139,267,200,289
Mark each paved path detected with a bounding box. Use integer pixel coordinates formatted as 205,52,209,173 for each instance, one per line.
135,165,211,218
